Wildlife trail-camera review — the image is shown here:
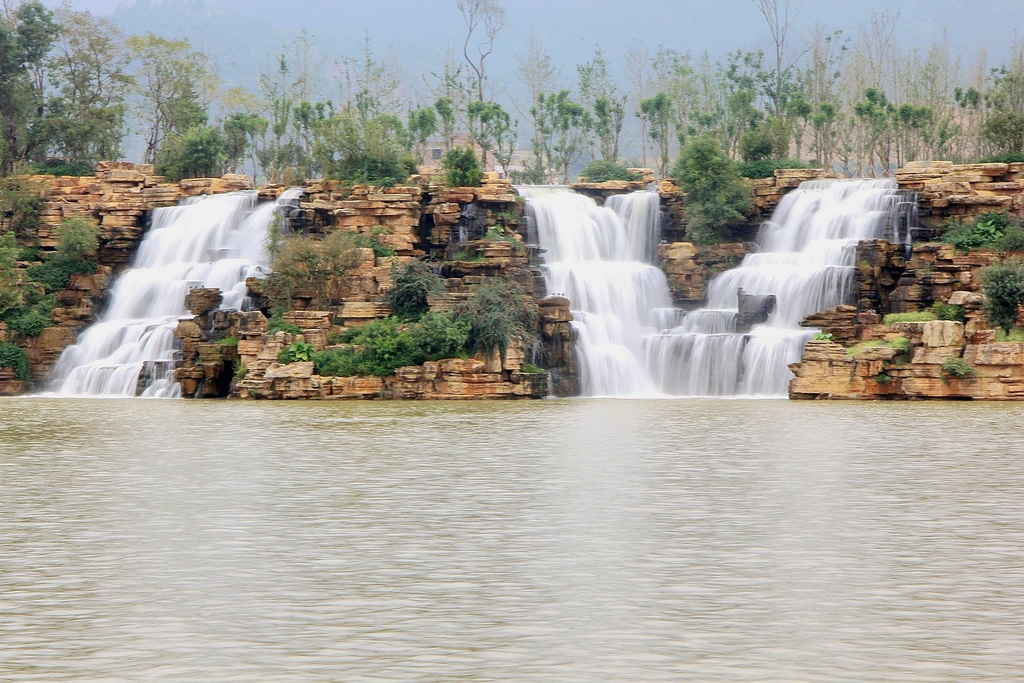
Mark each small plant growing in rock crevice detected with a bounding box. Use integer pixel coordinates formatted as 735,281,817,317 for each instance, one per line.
812,332,835,341
941,357,976,380
278,341,316,364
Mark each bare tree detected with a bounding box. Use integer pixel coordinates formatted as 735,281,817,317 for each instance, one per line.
456,0,506,103
752,0,803,116
624,25,651,166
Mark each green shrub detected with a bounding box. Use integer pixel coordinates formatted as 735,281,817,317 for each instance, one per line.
441,146,483,187
976,152,1024,164
883,311,938,324
156,126,226,181
385,261,445,320
941,357,976,379
459,277,535,357
521,363,544,374
873,371,893,384
891,336,911,351
5,308,50,336
232,360,248,381
218,336,239,346
0,342,31,382
670,135,752,244
349,229,397,258
267,315,302,335
408,312,470,360
314,313,473,378
812,332,835,341
940,211,1024,253
264,231,365,312
23,159,96,177
314,110,417,187
736,158,810,179
932,303,966,322
278,341,316,364
578,160,641,183
55,217,99,261
994,328,1024,342
26,255,96,292
0,232,21,317
980,259,1024,333
17,246,39,261
0,178,45,239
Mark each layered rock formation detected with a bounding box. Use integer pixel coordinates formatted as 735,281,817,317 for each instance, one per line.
896,161,1024,229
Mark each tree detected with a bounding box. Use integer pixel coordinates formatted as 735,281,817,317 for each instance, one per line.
222,112,266,173
45,5,131,165
578,48,626,161
441,146,483,187
407,105,437,164
515,33,559,159
467,100,516,172
312,108,415,187
127,33,216,164
640,92,673,177
156,125,225,181
0,1,58,174
534,90,590,183
751,0,803,117
981,259,1024,334
671,135,752,244
456,0,505,103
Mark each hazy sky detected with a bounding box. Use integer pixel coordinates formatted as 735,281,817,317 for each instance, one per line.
36,0,1024,96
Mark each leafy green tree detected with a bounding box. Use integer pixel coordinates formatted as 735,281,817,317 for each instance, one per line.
313,108,415,186
467,100,516,172
222,112,267,174
671,135,752,244
434,96,457,152
0,1,59,174
407,105,437,164
127,33,215,164
640,92,673,177
534,90,591,183
441,146,483,187
156,125,226,181
45,6,131,165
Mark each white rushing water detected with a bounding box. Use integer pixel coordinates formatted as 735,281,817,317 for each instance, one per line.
49,190,302,398
523,179,916,397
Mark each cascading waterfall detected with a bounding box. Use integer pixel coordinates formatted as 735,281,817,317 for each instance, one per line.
48,189,302,398
523,178,916,398
521,187,671,396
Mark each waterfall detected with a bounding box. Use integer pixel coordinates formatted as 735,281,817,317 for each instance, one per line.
521,188,670,396
523,179,915,398
48,189,302,398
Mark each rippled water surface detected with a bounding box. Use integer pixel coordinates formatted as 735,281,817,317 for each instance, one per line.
1,398,1022,682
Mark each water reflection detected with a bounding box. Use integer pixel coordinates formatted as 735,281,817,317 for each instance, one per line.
1,398,1022,681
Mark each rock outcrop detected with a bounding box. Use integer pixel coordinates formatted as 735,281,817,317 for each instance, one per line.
896,160,1024,230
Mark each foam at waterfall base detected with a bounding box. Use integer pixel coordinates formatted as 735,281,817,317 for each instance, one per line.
43,189,303,398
